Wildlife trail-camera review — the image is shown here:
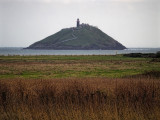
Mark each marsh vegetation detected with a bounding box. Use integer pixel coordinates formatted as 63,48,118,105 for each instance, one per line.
0,55,160,120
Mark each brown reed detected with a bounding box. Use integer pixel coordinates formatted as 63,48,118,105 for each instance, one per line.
0,77,160,120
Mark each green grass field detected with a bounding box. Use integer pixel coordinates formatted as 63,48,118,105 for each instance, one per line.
0,55,160,120
0,55,159,79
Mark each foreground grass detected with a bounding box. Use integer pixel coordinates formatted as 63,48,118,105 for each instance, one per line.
0,55,160,120
0,55,160,79
0,78,160,120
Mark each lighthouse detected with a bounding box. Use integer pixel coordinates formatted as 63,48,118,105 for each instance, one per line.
77,18,80,27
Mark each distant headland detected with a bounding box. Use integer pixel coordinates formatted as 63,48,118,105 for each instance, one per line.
26,19,126,50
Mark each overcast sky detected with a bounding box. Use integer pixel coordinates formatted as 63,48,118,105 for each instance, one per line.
0,0,159,48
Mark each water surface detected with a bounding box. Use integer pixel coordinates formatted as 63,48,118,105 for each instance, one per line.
0,47,160,56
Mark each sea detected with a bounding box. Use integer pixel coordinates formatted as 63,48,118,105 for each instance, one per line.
0,47,160,56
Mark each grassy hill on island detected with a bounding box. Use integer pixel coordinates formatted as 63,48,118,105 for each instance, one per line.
27,24,126,50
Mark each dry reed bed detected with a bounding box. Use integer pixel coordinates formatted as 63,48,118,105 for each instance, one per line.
0,78,160,120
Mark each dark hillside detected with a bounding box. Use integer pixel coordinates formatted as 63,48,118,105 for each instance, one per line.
27,25,126,50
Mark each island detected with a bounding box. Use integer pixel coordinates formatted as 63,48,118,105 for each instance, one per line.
26,19,126,50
